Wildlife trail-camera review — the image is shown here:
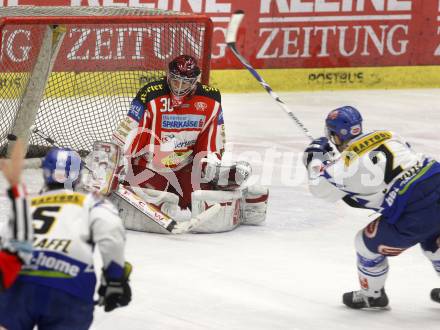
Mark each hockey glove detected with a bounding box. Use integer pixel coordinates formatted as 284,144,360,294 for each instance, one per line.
303,137,334,168
202,158,252,190
97,261,132,312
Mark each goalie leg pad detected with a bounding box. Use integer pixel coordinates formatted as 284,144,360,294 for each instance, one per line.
191,190,243,233
240,185,269,226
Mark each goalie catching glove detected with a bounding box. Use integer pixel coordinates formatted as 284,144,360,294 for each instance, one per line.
201,157,252,190
97,261,132,312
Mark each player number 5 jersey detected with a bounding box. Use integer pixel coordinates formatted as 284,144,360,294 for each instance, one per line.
19,189,126,302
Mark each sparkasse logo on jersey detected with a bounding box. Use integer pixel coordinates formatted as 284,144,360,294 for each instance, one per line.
162,114,205,129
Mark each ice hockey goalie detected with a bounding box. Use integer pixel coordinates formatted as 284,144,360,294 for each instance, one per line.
87,55,269,233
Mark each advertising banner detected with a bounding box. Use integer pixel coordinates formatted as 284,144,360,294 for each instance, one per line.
0,0,439,70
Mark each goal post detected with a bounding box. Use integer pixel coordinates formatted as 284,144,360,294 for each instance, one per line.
7,24,66,156
0,6,213,157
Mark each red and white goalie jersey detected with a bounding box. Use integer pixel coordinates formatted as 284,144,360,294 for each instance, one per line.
113,78,225,172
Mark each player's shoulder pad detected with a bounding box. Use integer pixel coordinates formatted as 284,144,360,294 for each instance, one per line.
195,83,221,103
345,130,393,155
31,190,87,207
342,130,393,166
129,78,168,121
137,78,168,103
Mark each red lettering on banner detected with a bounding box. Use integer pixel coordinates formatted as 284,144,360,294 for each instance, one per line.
1,1,440,69
0,29,32,63
257,24,408,59
436,28,440,57
0,25,205,71
69,0,231,12
0,0,232,11
260,0,412,14
0,0,70,5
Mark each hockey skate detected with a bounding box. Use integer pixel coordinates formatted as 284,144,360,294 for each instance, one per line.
431,288,440,303
343,288,389,309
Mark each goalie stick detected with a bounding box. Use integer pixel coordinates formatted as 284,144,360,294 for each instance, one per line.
110,185,221,234
226,10,314,141
24,127,215,234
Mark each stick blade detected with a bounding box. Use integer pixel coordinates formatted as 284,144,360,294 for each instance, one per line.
226,10,245,45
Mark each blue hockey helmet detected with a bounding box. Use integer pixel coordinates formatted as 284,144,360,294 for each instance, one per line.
325,106,363,146
42,147,82,188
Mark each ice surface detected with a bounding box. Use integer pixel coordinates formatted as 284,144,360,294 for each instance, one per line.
1,89,440,329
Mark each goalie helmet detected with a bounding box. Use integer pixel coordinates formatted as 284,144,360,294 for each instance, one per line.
167,54,201,98
42,147,82,188
325,106,363,147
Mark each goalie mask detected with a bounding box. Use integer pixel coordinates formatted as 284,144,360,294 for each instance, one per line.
325,106,363,148
42,147,82,189
167,55,201,105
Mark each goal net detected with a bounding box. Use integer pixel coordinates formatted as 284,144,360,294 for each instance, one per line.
0,6,213,157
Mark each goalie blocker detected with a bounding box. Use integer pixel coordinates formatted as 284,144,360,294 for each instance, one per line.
82,141,269,234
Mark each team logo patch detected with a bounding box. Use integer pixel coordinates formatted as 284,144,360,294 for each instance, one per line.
359,277,369,290
195,101,207,111
218,110,224,125
364,218,380,238
128,99,145,122
350,124,361,135
161,133,175,144
378,245,406,256
160,131,198,151
328,110,338,120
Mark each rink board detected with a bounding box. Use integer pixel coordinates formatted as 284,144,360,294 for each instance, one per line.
2,66,440,97
210,66,440,92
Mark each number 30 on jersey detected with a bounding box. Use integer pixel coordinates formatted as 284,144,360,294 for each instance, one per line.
160,97,173,112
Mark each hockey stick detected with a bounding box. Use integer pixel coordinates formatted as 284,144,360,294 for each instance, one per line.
29,125,95,171
111,185,221,234
29,125,60,147
226,10,314,141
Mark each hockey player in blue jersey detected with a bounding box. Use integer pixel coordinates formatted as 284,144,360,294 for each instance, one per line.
303,106,440,309
0,147,132,329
